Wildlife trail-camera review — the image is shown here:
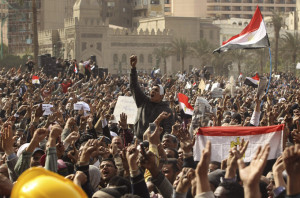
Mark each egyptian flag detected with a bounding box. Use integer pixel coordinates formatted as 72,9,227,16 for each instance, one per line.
214,6,269,53
178,93,193,115
74,64,78,73
244,73,259,88
32,76,40,84
193,124,283,162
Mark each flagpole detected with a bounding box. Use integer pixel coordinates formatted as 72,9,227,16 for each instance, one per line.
266,47,272,94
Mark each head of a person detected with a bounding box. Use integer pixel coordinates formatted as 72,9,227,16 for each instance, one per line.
31,148,45,167
99,159,118,184
230,113,242,125
162,134,178,150
161,159,180,184
164,148,179,159
112,136,124,150
209,161,221,173
265,171,275,198
214,181,244,198
150,84,164,103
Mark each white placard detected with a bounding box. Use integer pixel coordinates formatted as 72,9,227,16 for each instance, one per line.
113,96,137,125
42,104,53,116
211,82,220,92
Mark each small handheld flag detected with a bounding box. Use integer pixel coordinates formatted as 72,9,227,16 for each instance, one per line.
214,6,269,53
178,93,194,115
32,76,40,84
74,64,78,74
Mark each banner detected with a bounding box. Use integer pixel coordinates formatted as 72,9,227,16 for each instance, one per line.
193,125,283,162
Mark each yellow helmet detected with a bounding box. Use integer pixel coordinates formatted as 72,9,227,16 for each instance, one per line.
11,167,87,198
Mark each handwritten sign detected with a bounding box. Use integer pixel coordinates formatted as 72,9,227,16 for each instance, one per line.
113,96,137,125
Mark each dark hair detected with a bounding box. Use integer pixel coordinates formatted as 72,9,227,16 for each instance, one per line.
165,148,179,159
108,176,131,194
164,158,179,173
210,161,221,169
163,134,178,144
101,158,117,169
218,181,244,198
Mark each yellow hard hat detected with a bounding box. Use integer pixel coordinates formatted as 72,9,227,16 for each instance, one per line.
11,167,87,198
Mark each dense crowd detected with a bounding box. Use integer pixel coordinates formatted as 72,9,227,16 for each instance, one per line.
0,55,299,198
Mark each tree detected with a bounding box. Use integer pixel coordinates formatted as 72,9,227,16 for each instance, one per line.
272,12,284,72
190,39,213,66
228,49,247,75
153,45,170,74
282,32,300,72
212,53,232,77
170,38,189,72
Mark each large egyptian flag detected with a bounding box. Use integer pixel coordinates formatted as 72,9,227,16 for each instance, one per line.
193,124,283,162
214,6,270,53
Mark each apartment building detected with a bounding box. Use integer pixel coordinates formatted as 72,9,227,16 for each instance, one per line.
206,0,296,19
0,0,75,55
164,0,296,19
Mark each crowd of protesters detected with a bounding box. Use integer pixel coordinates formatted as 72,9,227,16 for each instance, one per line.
0,54,299,198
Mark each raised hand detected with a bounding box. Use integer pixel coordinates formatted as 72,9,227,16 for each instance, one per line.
283,144,300,196
174,168,195,194
79,139,99,163
130,55,137,68
238,144,270,198
1,124,14,155
125,140,139,171
195,141,211,195
118,113,128,129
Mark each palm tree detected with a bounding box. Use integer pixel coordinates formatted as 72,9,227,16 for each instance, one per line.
272,12,284,72
282,32,300,72
153,45,170,74
190,39,213,66
170,38,189,72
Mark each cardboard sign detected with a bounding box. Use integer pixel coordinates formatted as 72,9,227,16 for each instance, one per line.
211,88,223,98
74,101,90,111
42,104,53,116
257,77,268,99
113,96,138,125
198,79,206,93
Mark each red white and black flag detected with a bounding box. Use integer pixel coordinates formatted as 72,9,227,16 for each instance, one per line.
213,6,270,53
244,73,260,88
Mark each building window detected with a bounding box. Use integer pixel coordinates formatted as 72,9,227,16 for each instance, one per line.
82,42,87,51
122,54,127,63
139,54,144,63
200,30,204,38
148,54,152,63
97,43,102,51
113,54,118,64
151,0,160,4
209,30,213,39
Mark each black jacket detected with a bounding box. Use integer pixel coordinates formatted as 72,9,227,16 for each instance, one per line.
130,68,174,140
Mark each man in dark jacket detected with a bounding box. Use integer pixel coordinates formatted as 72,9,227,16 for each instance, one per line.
130,55,174,140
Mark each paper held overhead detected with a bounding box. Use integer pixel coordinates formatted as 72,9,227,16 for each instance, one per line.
296,62,300,70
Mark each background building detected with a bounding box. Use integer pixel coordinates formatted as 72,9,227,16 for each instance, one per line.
164,0,296,19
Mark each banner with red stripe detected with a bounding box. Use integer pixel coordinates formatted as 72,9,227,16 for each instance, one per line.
193,125,284,162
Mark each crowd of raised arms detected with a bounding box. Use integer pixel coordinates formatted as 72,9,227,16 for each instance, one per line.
0,55,299,198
